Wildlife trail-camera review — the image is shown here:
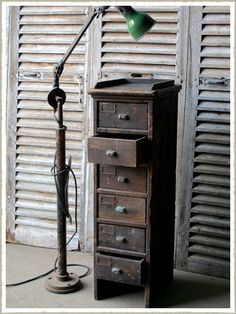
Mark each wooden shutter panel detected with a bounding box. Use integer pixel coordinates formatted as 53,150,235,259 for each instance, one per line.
14,6,88,248
100,6,179,79
187,6,230,278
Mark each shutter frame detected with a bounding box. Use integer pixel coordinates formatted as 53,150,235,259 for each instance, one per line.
6,6,20,242
7,5,88,249
176,5,230,279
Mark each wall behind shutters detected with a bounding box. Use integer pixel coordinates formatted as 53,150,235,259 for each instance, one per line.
8,5,88,249
176,5,230,279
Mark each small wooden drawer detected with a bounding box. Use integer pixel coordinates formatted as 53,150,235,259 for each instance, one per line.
98,101,148,131
95,254,145,286
98,165,147,193
98,194,146,224
87,135,147,167
98,224,145,253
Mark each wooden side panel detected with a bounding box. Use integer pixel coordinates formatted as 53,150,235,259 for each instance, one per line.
145,92,179,306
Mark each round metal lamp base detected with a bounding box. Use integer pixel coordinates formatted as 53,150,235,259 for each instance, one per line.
44,272,80,294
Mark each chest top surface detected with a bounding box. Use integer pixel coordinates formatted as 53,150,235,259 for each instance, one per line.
89,78,178,98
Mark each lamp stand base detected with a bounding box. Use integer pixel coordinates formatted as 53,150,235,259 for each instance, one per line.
44,272,80,294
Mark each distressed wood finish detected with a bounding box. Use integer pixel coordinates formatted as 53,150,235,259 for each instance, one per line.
95,254,144,286
88,78,181,307
100,6,180,80
98,223,146,253
7,5,88,249
175,6,230,279
98,165,147,193
98,193,146,224
88,135,147,167
98,101,148,131
6,7,20,242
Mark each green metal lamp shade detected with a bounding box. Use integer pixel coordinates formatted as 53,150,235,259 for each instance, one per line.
116,6,156,41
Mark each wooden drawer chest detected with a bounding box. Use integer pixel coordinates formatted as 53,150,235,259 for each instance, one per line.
87,78,181,307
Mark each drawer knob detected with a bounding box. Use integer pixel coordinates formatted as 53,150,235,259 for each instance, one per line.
118,113,129,120
117,176,129,183
106,150,117,157
111,267,122,275
115,206,126,213
116,235,126,243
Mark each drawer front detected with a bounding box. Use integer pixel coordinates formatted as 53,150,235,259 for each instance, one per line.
87,136,146,167
95,254,144,286
99,165,147,193
98,102,148,130
98,194,146,224
98,224,145,253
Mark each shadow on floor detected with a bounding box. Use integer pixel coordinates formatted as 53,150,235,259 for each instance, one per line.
153,273,230,308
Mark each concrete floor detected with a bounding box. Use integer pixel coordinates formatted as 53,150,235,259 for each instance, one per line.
5,243,230,309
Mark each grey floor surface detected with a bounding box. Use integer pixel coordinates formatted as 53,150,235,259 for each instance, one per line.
5,243,230,309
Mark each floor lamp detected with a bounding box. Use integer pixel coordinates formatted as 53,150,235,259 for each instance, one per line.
45,6,155,294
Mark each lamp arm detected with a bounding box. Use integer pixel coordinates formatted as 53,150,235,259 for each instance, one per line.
53,6,109,88
115,6,133,15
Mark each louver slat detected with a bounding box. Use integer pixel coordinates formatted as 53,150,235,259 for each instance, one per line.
190,214,230,228
191,204,230,217
193,164,230,175
187,5,230,279
196,133,230,145
14,6,87,249
191,195,230,207
189,235,230,249
101,7,179,79
190,224,230,238
188,244,229,259
192,185,230,198
193,174,229,187
197,101,230,112
194,153,229,165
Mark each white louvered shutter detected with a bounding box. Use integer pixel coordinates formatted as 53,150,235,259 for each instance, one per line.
14,6,88,248
187,6,230,278
100,6,179,79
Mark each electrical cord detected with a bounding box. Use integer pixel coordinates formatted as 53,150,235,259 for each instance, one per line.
6,263,90,287
6,156,91,287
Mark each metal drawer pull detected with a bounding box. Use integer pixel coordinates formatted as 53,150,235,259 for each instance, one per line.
115,206,126,213
116,235,126,243
117,176,129,183
111,267,122,275
118,113,129,120
106,150,117,157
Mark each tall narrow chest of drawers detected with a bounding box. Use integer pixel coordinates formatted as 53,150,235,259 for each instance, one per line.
87,78,181,307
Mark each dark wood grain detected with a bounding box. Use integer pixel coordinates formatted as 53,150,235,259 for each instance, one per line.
98,223,146,253
88,78,181,307
88,135,147,167
98,165,147,193
95,254,145,286
98,193,146,224
98,101,148,131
